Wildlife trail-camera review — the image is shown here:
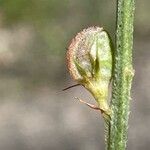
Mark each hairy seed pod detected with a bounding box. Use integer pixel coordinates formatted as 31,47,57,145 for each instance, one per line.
66,26,112,114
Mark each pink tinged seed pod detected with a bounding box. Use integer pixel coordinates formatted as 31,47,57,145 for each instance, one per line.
66,26,112,115
67,27,104,81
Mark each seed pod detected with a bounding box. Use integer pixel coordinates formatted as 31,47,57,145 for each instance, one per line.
66,26,113,114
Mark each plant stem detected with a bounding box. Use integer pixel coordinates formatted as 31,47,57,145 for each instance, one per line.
106,0,135,150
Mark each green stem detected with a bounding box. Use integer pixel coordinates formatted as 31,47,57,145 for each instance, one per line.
106,0,135,150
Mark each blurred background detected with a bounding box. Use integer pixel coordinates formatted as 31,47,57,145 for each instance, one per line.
0,0,149,150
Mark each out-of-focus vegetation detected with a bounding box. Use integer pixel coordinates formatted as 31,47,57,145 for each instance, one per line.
0,1,149,87
0,1,150,150
0,0,149,86
0,0,117,87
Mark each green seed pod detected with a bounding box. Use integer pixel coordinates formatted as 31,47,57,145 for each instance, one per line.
67,26,112,115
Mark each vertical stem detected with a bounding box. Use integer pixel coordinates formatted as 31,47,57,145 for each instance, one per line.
107,0,135,150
